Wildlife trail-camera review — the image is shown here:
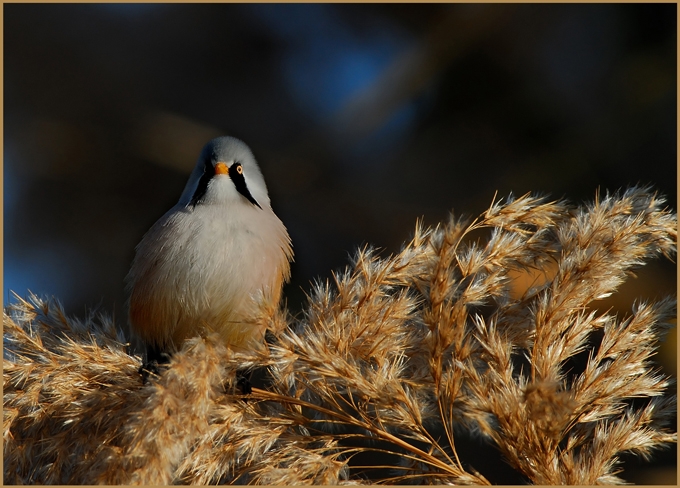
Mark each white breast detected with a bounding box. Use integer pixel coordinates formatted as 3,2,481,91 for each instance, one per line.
127,200,292,351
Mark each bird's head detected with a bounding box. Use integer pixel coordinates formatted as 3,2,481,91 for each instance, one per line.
178,136,270,209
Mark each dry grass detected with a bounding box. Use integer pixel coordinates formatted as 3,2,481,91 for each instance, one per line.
4,187,676,484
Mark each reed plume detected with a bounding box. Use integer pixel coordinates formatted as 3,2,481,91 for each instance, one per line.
4,187,676,484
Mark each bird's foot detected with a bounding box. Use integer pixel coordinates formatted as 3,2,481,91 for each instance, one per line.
236,374,253,395
139,345,172,384
139,361,160,384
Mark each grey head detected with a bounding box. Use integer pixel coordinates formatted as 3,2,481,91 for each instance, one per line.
177,136,271,209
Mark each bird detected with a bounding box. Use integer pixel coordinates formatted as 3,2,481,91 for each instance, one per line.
125,136,293,374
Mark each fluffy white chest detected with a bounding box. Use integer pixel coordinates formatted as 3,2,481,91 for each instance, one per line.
129,200,291,349
160,203,283,310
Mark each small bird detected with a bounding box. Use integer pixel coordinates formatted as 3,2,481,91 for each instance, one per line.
126,136,293,372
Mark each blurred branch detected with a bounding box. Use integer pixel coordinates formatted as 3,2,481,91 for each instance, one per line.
330,4,515,142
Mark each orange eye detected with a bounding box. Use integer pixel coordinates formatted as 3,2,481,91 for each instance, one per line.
236,164,243,175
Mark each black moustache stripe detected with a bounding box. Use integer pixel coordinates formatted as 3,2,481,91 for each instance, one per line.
189,157,215,207
229,163,262,209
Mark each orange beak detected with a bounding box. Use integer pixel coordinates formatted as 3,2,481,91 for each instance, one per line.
214,162,229,175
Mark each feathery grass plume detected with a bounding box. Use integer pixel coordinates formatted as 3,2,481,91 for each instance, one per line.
3,187,676,484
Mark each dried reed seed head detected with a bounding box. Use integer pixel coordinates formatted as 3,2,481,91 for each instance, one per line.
3,187,676,484
523,380,578,439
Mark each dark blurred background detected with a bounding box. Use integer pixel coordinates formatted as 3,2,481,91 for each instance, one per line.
4,3,676,483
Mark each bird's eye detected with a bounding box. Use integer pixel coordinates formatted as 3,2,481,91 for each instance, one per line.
234,163,244,175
